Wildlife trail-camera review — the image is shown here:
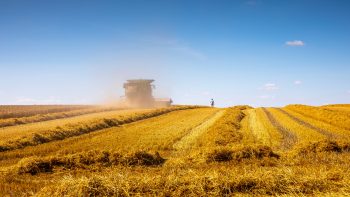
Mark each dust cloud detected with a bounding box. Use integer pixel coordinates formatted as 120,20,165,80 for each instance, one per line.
89,50,173,108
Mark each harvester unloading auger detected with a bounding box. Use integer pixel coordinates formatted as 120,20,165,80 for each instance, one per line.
122,79,172,108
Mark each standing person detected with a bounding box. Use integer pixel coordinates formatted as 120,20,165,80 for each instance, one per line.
210,98,215,107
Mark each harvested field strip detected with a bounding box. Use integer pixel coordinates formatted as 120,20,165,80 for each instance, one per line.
240,108,281,148
276,108,339,139
269,108,326,143
172,109,225,150
262,108,297,150
0,107,123,128
285,105,350,130
246,109,273,146
255,108,282,148
0,105,92,119
59,108,217,152
0,109,151,142
0,106,197,152
0,108,215,166
283,108,350,138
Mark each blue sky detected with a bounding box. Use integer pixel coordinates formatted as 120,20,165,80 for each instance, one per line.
0,0,349,107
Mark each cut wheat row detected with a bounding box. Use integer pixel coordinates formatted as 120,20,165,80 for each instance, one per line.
0,106,198,152
0,105,93,119
0,106,123,128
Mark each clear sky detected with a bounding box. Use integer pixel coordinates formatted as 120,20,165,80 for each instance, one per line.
0,0,349,107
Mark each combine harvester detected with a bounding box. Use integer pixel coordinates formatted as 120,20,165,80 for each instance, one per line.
121,79,172,108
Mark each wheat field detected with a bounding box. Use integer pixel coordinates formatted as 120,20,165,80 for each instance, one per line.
1,104,350,196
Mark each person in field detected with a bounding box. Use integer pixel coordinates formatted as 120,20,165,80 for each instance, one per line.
210,99,215,107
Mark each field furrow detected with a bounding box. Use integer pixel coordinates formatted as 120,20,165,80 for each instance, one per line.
276,108,339,139
285,105,350,130
262,108,297,150
283,108,350,138
268,108,327,144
